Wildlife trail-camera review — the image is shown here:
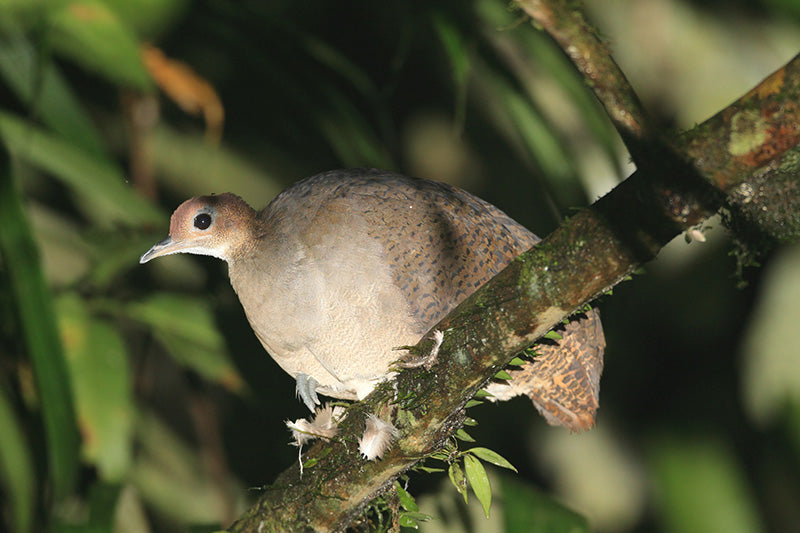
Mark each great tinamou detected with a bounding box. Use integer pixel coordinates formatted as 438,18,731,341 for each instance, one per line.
140,169,604,431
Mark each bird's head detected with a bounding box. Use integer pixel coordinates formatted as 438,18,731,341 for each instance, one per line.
140,193,257,264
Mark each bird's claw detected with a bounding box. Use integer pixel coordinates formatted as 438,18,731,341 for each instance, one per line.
296,373,321,411
397,329,444,370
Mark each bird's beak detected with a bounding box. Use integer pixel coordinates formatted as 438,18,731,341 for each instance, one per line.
140,237,180,264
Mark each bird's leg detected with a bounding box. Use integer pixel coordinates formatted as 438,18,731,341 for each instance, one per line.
295,373,321,411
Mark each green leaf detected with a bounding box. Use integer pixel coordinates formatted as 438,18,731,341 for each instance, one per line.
508,356,526,366
464,454,492,518
125,294,243,391
88,232,168,290
131,410,238,524
465,399,483,408
448,462,468,504
28,203,93,286
0,386,35,533
398,514,418,529
467,447,517,472
455,429,476,442
0,1,41,21
300,32,377,98
398,511,432,529
86,482,122,526
395,481,418,512
485,72,574,182
48,1,152,89
149,127,283,207
432,13,470,88
317,88,394,169
0,110,164,227
543,330,563,340
494,369,512,380
97,0,190,38
0,143,79,500
0,31,107,157
431,11,470,130
500,473,589,533
476,0,623,181
57,294,133,482
416,466,444,473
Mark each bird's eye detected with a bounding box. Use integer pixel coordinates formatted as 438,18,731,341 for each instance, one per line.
194,213,212,230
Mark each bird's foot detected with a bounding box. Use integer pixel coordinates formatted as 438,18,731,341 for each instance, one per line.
397,330,444,370
295,373,321,411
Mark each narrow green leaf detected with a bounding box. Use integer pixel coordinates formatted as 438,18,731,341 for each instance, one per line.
0,386,35,533
399,511,432,528
150,127,283,207
300,32,377,98
482,70,575,182
317,89,394,169
28,203,92,286
86,483,122,527
0,141,79,500
464,455,492,518
508,356,526,366
467,447,517,472
416,466,444,473
543,330,563,340
57,295,133,482
476,0,623,181
125,294,243,391
455,429,476,442
0,31,107,156
96,0,190,37
432,13,470,87
0,111,164,227
125,293,225,354
431,11,470,130
88,233,168,290
395,481,418,512
465,399,483,408
494,369,512,380
48,1,152,89
448,462,468,504
131,410,237,523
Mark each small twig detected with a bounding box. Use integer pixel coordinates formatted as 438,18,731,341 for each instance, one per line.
514,0,651,153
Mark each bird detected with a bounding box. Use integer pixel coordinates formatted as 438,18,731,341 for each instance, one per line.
140,169,604,431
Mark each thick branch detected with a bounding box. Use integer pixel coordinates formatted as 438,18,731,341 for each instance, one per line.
678,55,800,242
228,31,800,533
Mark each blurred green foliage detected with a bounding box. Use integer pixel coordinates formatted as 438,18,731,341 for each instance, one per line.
0,0,799,532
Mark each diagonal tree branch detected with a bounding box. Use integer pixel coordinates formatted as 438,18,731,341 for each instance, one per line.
228,12,800,533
